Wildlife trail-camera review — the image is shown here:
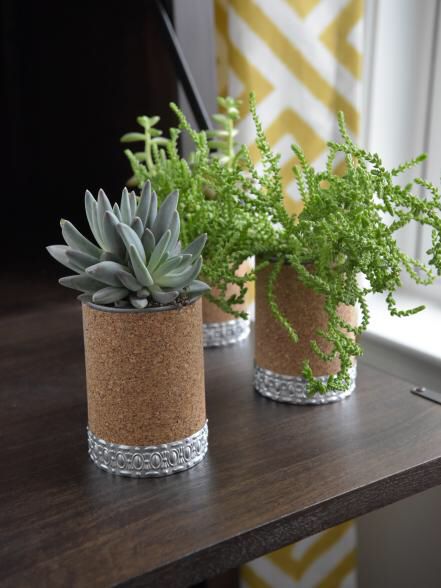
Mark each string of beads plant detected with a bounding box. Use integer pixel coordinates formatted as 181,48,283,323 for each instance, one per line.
241,93,441,394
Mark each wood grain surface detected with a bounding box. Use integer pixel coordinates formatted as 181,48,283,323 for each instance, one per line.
1,301,441,587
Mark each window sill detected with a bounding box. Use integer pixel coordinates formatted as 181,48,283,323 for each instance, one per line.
362,292,441,389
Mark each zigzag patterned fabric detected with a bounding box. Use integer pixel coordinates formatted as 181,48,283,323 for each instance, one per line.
215,0,363,215
215,1,363,586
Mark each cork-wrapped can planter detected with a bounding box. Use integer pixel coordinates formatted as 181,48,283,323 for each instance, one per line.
82,298,207,477
254,263,357,405
203,260,252,348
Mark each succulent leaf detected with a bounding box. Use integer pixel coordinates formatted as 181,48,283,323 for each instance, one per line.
86,261,129,287
149,285,179,304
102,211,125,258
152,190,178,240
61,220,101,258
157,256,202,288
59,274,103,292
148,229,171,272
117,222,146,263
131,216,144,238
154,254,186,277
92,286,129,305
120,188,132,225
85,190,105,248
129,191,137,219
136,181,151,226
129,244,154,287
146,189,158,228
141,228,155,257
112,202,122,220
47,245,83,273
182,234,207,258
168,210,180,253
183,279,211,298
66,249,100,271
129,295,149,309
117,270,142,291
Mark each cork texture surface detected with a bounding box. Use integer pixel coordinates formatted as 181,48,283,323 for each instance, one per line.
255,263,357,376
82,299,205,446
202,260,253,324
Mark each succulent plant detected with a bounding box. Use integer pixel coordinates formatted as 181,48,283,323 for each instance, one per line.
47,182,210,308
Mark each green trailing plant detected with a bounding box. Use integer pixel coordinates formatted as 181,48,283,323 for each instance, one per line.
119,93,441,394
238,93,441,394
119,97,262,318
47,182,209,308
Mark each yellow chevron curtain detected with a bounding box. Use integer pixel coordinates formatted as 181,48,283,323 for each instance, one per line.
215,1,363,586
215,0,363,215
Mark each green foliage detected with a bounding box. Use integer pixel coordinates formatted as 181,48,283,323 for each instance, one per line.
47,183,209,308
120,93,441,395
120,97,264,318
206,96,245,169
240,93,441,394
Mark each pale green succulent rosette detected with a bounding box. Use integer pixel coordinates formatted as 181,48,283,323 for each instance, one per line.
47,182,210,309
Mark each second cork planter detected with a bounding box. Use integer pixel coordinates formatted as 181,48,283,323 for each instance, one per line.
203,261,252,348
83,298,207,478
254,263,357,405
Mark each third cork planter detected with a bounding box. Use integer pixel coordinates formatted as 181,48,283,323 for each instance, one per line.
254,263,357,405
83,298,207,477
202,261,252,348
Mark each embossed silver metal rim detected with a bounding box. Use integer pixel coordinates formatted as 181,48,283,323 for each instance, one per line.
254,364,357,405
88,421,208,477
203,318,250,348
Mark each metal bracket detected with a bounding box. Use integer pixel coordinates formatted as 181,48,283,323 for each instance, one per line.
411,387,441,405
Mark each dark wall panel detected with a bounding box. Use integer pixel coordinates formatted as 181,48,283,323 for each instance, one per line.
1,0,177,269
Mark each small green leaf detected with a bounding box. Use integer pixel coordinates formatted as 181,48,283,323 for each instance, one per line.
120,132,146,143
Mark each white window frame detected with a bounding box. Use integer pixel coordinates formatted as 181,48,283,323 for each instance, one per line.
364,0,441,304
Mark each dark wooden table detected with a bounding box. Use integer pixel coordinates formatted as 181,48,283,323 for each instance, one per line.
2,301,441,588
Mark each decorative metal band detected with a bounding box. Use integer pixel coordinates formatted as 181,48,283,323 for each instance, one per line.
203,318,250,348
254,364,357,405
88,422,208,478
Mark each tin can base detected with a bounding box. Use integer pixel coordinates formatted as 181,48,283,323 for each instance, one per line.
203,318,250,348
88,421,208,477
254,365,357,405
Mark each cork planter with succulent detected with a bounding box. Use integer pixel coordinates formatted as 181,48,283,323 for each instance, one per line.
237,95,441,404
48,182,210,477
121,96,254,347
